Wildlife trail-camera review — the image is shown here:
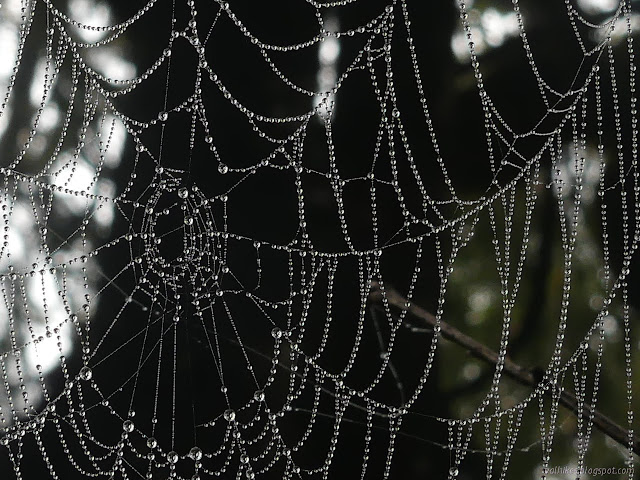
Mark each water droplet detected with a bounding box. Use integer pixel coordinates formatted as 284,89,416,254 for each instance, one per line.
218,163,229,174
184,215,194,226
240,453,249,464
204,135,213,144
123,420,134,433
449,466,459,477
271,327,282,339
167,451,179,464
253,390,265,402
146,437,157,449
189,446,202,461
223,409,236,422
79,366,92,381
178,187,189,199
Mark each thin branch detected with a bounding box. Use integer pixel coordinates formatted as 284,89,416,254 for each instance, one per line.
368,281,640,456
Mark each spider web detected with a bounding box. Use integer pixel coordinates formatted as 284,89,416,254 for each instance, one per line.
0,0,638,479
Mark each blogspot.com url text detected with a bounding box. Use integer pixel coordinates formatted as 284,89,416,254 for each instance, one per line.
544,466,633,476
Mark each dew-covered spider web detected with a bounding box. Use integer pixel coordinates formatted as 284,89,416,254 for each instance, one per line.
0,0,639,478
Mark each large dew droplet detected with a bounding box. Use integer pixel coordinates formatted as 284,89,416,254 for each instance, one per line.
167,451,179,464
189,446,203,461
79,366,92,381
123,420,134,433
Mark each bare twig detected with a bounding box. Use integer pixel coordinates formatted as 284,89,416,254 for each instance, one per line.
368,281,640,456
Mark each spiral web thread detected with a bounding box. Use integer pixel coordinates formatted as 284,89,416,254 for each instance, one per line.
0,0,638,478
